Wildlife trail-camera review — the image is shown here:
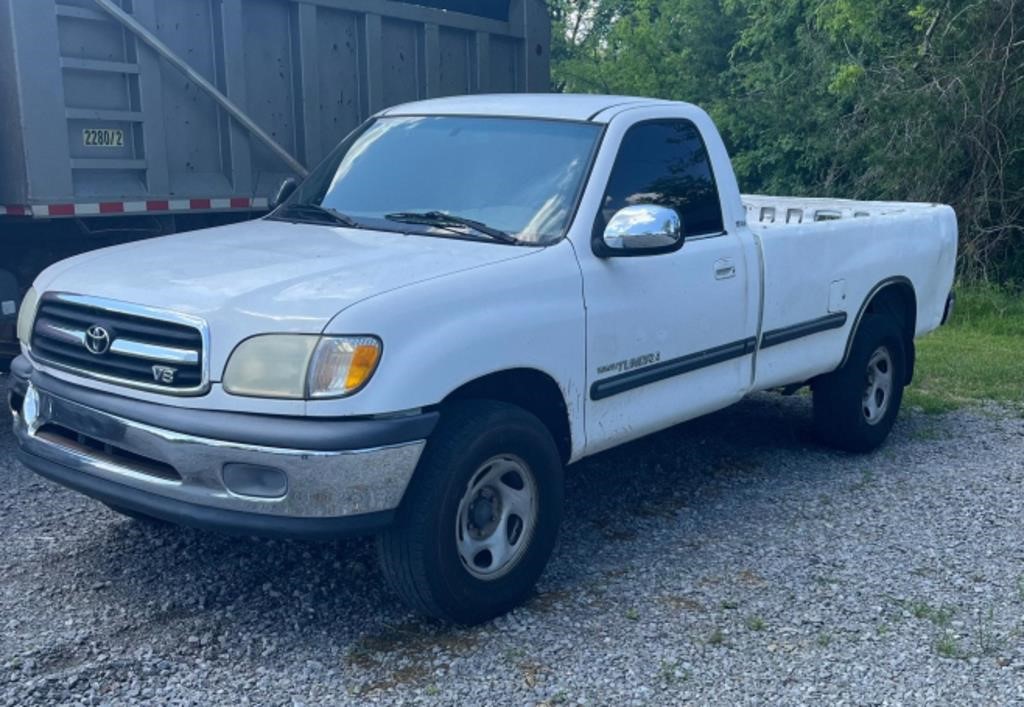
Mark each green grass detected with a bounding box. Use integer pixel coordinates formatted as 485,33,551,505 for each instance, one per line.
905,285,1024,413
935,631,961,659
908,600,954,627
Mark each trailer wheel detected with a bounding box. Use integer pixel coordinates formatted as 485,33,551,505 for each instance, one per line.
813,314,906,453
377,400,563,624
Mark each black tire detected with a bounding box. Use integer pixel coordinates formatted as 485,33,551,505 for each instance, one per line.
104,502,170,526
813,314,906,453
377,400,564,624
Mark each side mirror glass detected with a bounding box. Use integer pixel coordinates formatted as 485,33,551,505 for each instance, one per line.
602,204,683,254
270,177,299,210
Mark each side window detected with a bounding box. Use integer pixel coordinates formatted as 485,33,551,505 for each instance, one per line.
598,120,724,238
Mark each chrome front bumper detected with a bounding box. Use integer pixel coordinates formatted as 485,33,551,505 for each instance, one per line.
9,380,426,530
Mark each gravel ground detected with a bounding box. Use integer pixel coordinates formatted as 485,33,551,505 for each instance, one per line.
2,371,1023,705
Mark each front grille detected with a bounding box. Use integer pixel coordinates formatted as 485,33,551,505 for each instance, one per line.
30,294,206,394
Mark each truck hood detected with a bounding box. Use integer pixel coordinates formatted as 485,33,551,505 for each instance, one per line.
35,218,538,373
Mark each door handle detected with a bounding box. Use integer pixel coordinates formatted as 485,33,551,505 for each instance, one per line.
714,259,736,280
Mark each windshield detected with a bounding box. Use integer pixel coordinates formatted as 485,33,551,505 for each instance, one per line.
280,116,602,245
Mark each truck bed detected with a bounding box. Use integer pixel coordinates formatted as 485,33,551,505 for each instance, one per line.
0,0,549,212
743,194,945,226
739,193,957,393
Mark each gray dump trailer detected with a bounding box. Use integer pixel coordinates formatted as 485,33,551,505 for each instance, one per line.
0,0,550,355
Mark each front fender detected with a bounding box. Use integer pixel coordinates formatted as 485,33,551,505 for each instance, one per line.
310,241,587,456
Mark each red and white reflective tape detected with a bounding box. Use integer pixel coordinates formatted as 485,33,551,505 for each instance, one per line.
0,197,269,218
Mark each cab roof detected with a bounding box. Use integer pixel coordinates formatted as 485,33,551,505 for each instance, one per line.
381,93,679,123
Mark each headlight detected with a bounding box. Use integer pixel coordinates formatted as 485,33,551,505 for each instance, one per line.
16,287,39,347
223,335,319,399
222,334,381,399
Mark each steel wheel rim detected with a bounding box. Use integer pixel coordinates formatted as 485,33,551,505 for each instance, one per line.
862,346,894,425
455,454,538,581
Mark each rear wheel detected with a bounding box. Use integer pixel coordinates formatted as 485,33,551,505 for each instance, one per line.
377,400,563,624
813,314,906,452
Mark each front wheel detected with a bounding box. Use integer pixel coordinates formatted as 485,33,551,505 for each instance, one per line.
377,400,563,624
813,314,907,453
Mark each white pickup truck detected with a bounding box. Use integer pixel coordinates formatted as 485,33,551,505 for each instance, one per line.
8,94,957,623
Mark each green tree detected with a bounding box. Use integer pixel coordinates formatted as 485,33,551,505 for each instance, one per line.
550,0,1024,281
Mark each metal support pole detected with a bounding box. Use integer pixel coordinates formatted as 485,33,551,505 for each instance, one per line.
94,0,309,177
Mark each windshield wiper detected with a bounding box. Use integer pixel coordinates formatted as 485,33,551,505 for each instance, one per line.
269,203,359,227
385,211,519,245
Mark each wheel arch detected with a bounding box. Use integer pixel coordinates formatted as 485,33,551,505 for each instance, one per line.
841,277,918,384
440,368,573,464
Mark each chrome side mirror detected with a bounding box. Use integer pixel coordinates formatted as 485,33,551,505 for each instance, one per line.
601,205,683,255
269,177,299,210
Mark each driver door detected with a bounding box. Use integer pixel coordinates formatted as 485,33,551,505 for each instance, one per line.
579,116,755,454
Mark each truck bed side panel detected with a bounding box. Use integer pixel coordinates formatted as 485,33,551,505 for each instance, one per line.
750,203,958,390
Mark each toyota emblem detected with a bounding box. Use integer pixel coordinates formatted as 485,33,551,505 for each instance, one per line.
84,325,111,355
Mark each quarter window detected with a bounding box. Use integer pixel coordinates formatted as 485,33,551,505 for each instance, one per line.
598,120,724,238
